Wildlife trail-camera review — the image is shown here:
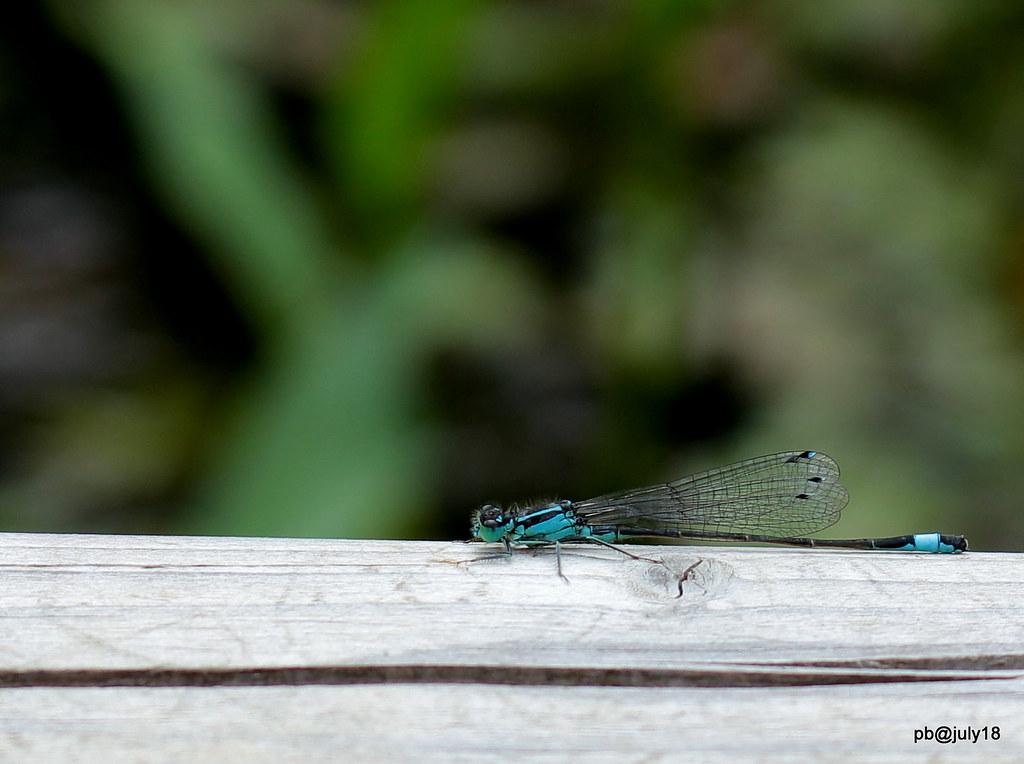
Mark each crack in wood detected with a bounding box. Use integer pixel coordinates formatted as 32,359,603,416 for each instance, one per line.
0,663,1016,689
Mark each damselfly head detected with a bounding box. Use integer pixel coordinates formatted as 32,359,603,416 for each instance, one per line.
477,504,506,529
471,504,512,542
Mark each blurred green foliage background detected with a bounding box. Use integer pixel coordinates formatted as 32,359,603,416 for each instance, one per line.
2,1,1022,549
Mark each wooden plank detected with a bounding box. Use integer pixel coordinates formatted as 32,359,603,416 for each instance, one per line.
1,533,1020,762
0,682,1021,762
0,533,1019,678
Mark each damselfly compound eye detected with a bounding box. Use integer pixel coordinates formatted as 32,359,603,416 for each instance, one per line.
478,504,505,529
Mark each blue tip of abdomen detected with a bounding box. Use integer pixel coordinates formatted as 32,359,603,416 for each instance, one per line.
900,533,961,554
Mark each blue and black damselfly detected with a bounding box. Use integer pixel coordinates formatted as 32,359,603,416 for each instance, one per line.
470,450,967,577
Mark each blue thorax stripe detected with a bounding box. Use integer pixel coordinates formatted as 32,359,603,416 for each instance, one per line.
514,504,580,541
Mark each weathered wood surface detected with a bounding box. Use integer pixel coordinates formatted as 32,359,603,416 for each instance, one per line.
2,682,1022,762
0,533,1021,761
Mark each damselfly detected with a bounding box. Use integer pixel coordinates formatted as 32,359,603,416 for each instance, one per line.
470,450,967,574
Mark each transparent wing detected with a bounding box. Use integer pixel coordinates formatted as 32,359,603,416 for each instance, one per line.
572,450,848,537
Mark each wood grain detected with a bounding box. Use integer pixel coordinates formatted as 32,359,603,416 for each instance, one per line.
1,534,1019,675
1,682,1021,762
0,533,1020,760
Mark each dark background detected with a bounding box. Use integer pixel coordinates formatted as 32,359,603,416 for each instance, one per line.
2,1,1022,549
